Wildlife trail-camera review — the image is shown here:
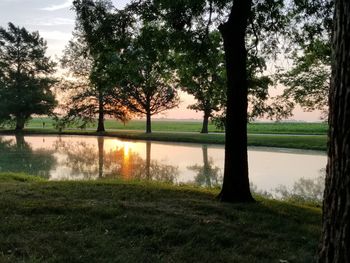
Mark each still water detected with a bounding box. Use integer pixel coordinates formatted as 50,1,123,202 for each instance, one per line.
0,135,327,201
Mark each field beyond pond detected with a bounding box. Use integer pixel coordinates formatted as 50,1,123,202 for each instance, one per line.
26,118,328,135
0,119,328,151
0,173,321,263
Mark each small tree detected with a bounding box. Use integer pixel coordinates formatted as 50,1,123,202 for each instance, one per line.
60,0,133,131
176,31,226,133
60,29,131,131
121,24,180,133
0,23,57,130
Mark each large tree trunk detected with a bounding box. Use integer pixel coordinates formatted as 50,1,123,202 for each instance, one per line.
201,111,210,134
318,0,350,262
97,92,105,132
218,0,254,203
15,116,25,131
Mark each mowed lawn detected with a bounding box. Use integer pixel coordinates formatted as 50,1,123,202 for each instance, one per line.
26,118,328,135
0,119,328,150
0,173,321,263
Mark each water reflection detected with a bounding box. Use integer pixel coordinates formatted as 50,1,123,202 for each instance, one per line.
0,135,327,201
53,137,179,183
273,169,325,203
0,134,56,178
187,145,222,188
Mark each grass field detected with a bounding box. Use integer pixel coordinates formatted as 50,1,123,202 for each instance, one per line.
25,117,328,135
0,128,327,151
0,118,328,150
0,173,321,263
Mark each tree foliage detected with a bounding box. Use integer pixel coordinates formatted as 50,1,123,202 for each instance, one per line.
278,0,333,118
175,30,226,133
0,23,57,130
120,23,180,133
60,28,131,130
130,0,295,202
58,0,133,131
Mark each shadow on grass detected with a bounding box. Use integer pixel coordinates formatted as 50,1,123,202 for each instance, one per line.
0,175,321,263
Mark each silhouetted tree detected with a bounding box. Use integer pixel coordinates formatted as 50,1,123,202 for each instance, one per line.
176,31,226,133
61,0,133,132
120,24,180,133
318,0,350,261
135,0,290,202
0,23,57,130
217,0,254,202
60,27,131,131
278,0,333,119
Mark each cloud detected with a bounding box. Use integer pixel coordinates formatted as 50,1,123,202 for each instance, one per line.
27,17,75,27
39,30,72,41
41,0,72,11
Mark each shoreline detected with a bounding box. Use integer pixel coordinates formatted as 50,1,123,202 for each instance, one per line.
0,128,327,151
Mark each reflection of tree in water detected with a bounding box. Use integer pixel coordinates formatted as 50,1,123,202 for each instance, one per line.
187,145,222,188
274,171,325,203
250,183,273,199
0,135,56,178
250,169,325,203
131,142,179,183
54,138,179,183
54,138,101,179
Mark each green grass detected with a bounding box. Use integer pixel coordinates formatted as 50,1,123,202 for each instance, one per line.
24,117,328,135
0,128,327,151
248,134,327,151
0,173,321,263
247,122,328,135
0,172,45,183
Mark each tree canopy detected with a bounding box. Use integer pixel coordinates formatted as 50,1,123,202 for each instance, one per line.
58,0,134,132
119,23,180,133
175,30,226,133
277,0,333,119
0,23,57,130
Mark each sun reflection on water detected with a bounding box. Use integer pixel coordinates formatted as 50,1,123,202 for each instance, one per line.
123,142,131,159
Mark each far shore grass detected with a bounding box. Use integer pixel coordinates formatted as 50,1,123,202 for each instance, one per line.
25,118,328,135
0,128,327,151
0,173,321,263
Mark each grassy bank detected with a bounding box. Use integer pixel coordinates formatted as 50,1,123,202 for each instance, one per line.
0,173,321,263
0,128,327,151
26,118,328,135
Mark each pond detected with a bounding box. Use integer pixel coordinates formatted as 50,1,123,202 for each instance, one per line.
0,134,327,201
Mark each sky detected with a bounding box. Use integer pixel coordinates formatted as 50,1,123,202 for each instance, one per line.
0,0,322,121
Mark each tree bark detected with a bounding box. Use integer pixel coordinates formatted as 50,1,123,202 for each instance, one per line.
15,116,25,131
97,92,105,132
201,111,210,134
218,0,254,203
318,0,350,262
